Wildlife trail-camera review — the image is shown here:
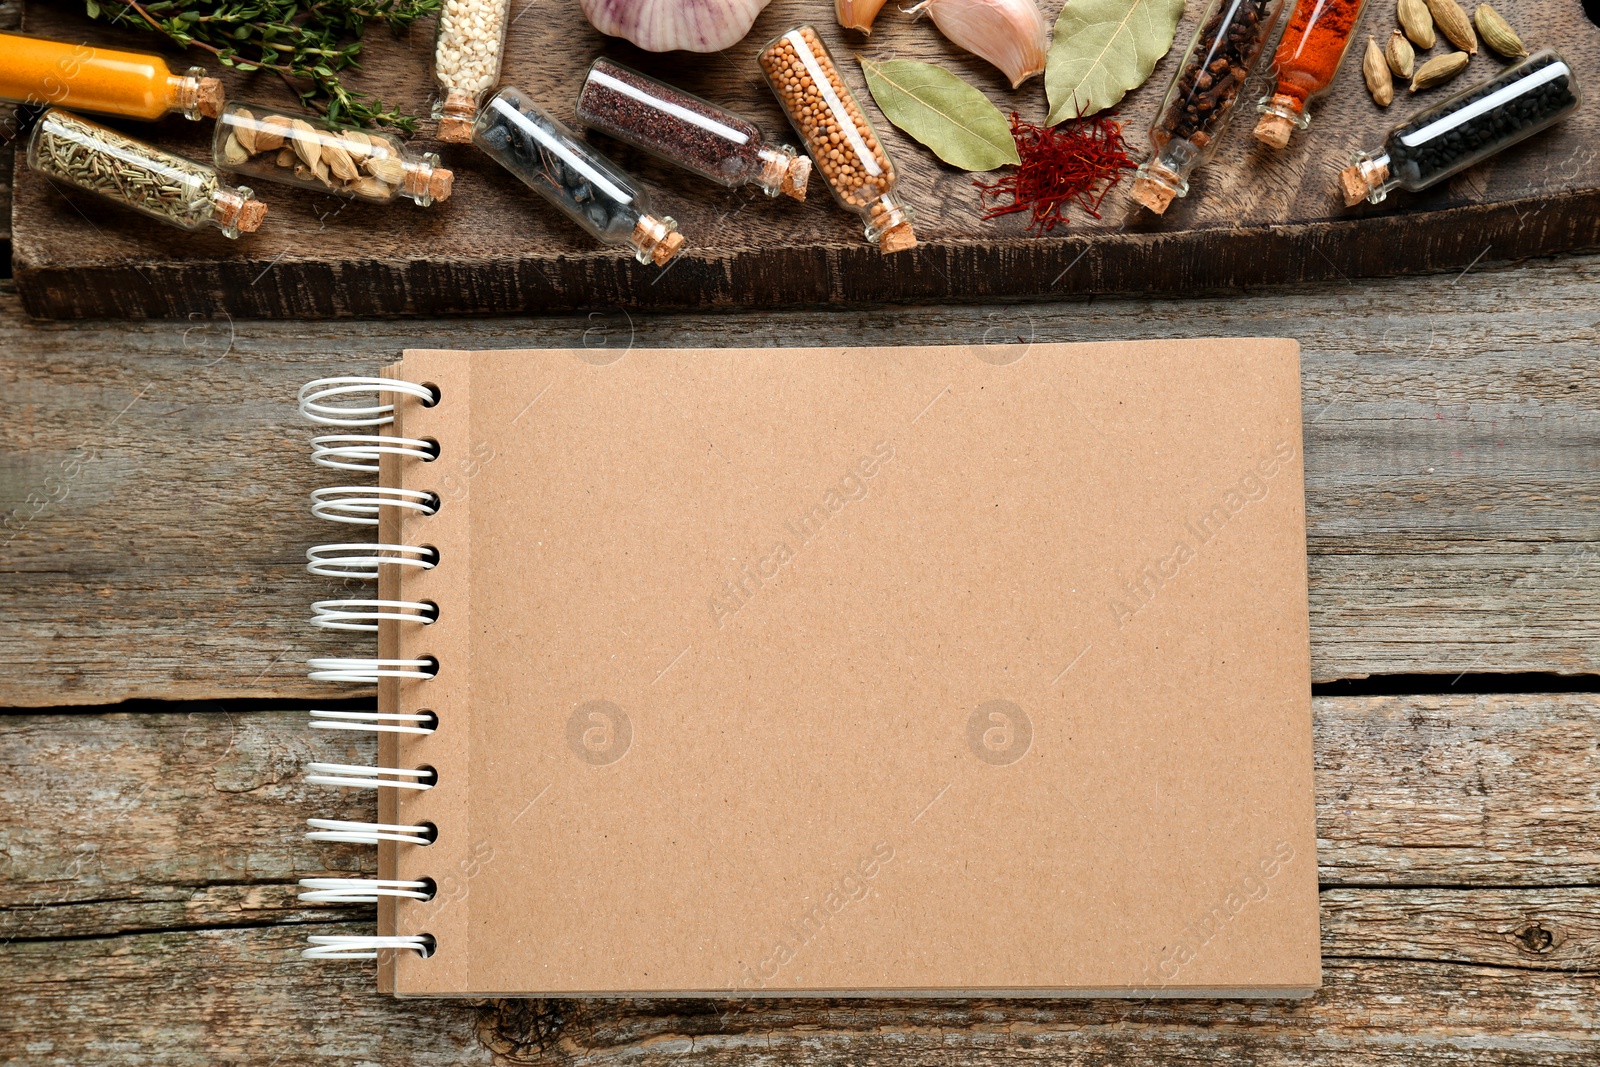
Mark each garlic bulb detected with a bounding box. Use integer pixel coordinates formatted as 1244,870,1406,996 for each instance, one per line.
836,0,890,33
580,0,773,52
908,0,1048,89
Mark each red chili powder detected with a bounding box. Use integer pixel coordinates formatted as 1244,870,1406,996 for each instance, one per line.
1271,0,1367,107
974,112,1135,234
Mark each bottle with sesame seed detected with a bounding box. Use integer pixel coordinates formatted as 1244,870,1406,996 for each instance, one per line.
758,25,916,254
433,0,512,142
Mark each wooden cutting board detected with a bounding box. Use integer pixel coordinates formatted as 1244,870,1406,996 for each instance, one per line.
11,0,1600,318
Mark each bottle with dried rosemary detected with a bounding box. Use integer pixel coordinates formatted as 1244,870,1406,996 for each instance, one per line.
433,0,512,142
576,59,811,201
1340,49,1581,205
28,108,266,237
214,102,453,206
472,85,686,266
0,31,223,122
1131,0,1287,214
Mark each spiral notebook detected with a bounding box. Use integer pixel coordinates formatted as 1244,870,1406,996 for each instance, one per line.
297,341,1320,998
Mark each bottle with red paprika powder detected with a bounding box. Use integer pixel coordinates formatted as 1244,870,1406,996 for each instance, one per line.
1253,0,1372,148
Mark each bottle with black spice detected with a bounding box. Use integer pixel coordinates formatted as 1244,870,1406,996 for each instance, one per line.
472,85,686,266
1132,0,1287,214
576,58,811,201
1340,49,1581,206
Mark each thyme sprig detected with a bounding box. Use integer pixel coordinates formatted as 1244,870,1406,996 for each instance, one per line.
86,0,441,130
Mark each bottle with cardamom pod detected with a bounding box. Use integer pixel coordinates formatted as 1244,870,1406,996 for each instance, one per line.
1253,0,1373,148
28,108,266,237
1132,0,1288,213
433,0,512,142
576,58,812,202
759,25,916,252
472,85,686,266
0,31,223,121
213,102,453,206
1340,49,1581,205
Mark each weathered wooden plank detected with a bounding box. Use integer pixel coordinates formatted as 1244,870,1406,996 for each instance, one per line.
1,695,1595,946
12,0,1600,317
2,253,1598,703
0,926,1595,1067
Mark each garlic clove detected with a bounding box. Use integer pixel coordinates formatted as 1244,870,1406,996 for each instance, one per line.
911,0,1049,89
836,0,891,33
580,0,774,53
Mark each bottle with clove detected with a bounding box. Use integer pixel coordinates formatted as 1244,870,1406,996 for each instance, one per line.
1254,0,1372,148
472,85,686,266
213,102,453,206
576,58,811,202
0,31,223,122
1132,0,1287,213
28,108,266,237
1340,49,1581,205
759,25,916,252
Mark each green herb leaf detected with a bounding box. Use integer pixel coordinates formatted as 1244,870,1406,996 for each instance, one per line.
84,0,101,18
860,58,1020,172
1046,0,1185,123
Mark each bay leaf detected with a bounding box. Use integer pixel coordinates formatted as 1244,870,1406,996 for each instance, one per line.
860,57,1021,173
1045,0,1185,124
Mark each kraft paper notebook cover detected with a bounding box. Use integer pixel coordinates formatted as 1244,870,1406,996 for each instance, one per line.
297,340,1319,998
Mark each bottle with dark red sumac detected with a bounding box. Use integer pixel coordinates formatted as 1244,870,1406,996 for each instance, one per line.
1131,0,1287,214
1340,49,1581,205
575,58,811,202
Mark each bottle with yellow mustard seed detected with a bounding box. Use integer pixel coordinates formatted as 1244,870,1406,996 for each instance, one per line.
28,108,266,237
759,25,916,253
0,31,223,122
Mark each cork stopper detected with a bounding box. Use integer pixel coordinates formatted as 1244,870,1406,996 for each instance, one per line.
652,229,686,266
437,88,476,144
1131,174,1177,215
402,160,455,203
212,187,267,233
782,155,812,202
632,214,685,267
197,77,225,119
1339,159,1385,206
1253,111,1296,150
878,221,916,254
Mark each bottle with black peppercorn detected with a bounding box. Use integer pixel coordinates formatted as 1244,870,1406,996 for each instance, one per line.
1340,48,1581,205
472,85,686,266
1132,0,1287,214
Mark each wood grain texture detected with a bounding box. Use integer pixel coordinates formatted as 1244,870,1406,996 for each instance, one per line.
1,699,1597,1065
11,0,1600,317
2,696,1595,944
2,253,1597,705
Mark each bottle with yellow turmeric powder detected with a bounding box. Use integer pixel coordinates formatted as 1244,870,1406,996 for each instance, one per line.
0,31,223,122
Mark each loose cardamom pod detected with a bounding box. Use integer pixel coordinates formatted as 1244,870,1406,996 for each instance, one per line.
1398,0,1436,49
1411,50,1470,91
1425,0,1478,54
1386,29,1415,78
1473,4,1527,58
1364,36,1395,106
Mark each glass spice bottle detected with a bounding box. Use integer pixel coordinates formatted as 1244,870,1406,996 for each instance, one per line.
575,58,812,202
759,25,916,253
1340,49,1581,205
28,108,266,237
0,31,223,122
214,102,454,206
1254,0,1373,148
472,85,686,266
1131,0,1287,214
433,0,512,142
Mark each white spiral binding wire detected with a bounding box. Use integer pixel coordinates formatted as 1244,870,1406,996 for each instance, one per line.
303,935,433,960
301,376,440,963
306,543,437,580
298,878,435,903
311,599,437,632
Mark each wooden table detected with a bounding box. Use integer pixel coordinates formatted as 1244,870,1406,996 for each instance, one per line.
1,1,1597,1045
